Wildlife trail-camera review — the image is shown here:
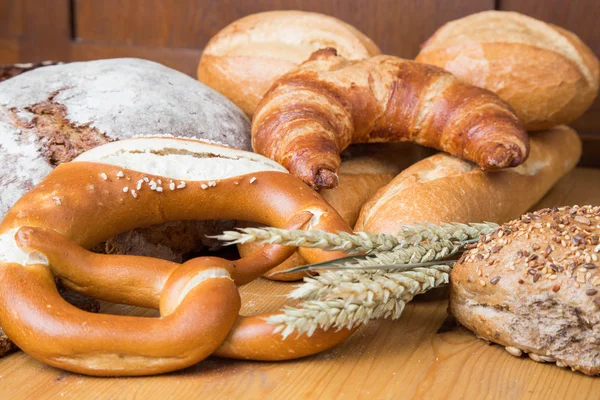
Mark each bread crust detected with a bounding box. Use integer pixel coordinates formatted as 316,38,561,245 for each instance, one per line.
356,126,581,233
197,10,381,116
451,205,600,375
417,11,600,131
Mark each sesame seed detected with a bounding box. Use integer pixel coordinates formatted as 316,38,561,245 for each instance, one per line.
490,276,501,285
100,173,108,180
123,187,128,192
208,181,217,187
479,279,486,287
143,177,149,182
136,180,143,190
116,171,124,178
131,190,137,198
156,187,163,193
177,182,186,189
169,181,175,190
53,197,61,206
249,177,257,184
575,216,591,225
201,184,208,190
158,179,162,185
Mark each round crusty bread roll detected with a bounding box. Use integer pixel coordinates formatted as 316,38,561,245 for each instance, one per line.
416,11,600,131
0,58,250,262
451,205,600,375
239,143,424,281
198,10,381,116
355,126,581,234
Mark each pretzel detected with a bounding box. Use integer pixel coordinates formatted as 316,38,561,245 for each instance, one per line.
0,137,356,376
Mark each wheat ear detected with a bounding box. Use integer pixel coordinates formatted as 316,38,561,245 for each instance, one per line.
213,222,498,253
266,265,451,338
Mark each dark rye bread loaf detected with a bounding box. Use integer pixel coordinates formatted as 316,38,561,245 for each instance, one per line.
0,58,250,261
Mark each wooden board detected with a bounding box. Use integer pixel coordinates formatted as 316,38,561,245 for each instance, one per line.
0,167,599,399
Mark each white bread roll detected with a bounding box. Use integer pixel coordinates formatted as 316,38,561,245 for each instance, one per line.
198,10,381,116
416,11,599,131
355,126,582,233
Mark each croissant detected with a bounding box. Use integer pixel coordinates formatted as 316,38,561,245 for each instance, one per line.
252,48,529,189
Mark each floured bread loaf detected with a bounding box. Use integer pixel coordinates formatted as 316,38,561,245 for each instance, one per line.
0,61,61,82
0,58,251,261
451,205,600,375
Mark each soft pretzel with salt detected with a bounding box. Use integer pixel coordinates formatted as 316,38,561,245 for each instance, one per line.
0,137,355,376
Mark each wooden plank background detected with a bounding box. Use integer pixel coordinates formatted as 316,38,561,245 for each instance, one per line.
1,0,599,163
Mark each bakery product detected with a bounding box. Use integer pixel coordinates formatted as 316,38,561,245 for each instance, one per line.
239,142,425,281
0,61,62,82
416,11,600,131
355,126,581,233
197,10,380,116
0,58,251,261
0,137,354,376
253,48,528,189
451,205,600,375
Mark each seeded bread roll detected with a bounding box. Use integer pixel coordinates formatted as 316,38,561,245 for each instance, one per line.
355,126,581,234
416,11,600,131
451,205,600,375
198,10,381,116
0,58,251,261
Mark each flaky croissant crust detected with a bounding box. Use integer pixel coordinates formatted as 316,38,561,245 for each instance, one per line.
252,48,529,189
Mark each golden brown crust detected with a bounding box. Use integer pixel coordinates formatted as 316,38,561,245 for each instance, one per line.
450,205,600,375
197,10,380,116
356,126,581,233
0,138,355,376
416,11,600,131
253,49,529,189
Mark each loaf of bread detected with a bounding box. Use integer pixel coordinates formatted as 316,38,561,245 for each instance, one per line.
0,61,61,82
197,10,380,116
355,126,581,233
239,143,424,281
416,11,600,131
451,205,600,375
0,58,251,262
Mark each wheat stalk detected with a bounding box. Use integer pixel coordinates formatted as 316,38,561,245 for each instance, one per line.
267,239,464,337
213,221,498,254
267,265,451,338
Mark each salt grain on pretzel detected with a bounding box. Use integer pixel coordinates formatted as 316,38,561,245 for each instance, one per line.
0,137,355,376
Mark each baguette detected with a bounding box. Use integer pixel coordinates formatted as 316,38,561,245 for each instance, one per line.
355,126,581,233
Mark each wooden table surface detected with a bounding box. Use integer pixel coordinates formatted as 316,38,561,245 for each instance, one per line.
0,168,599,400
